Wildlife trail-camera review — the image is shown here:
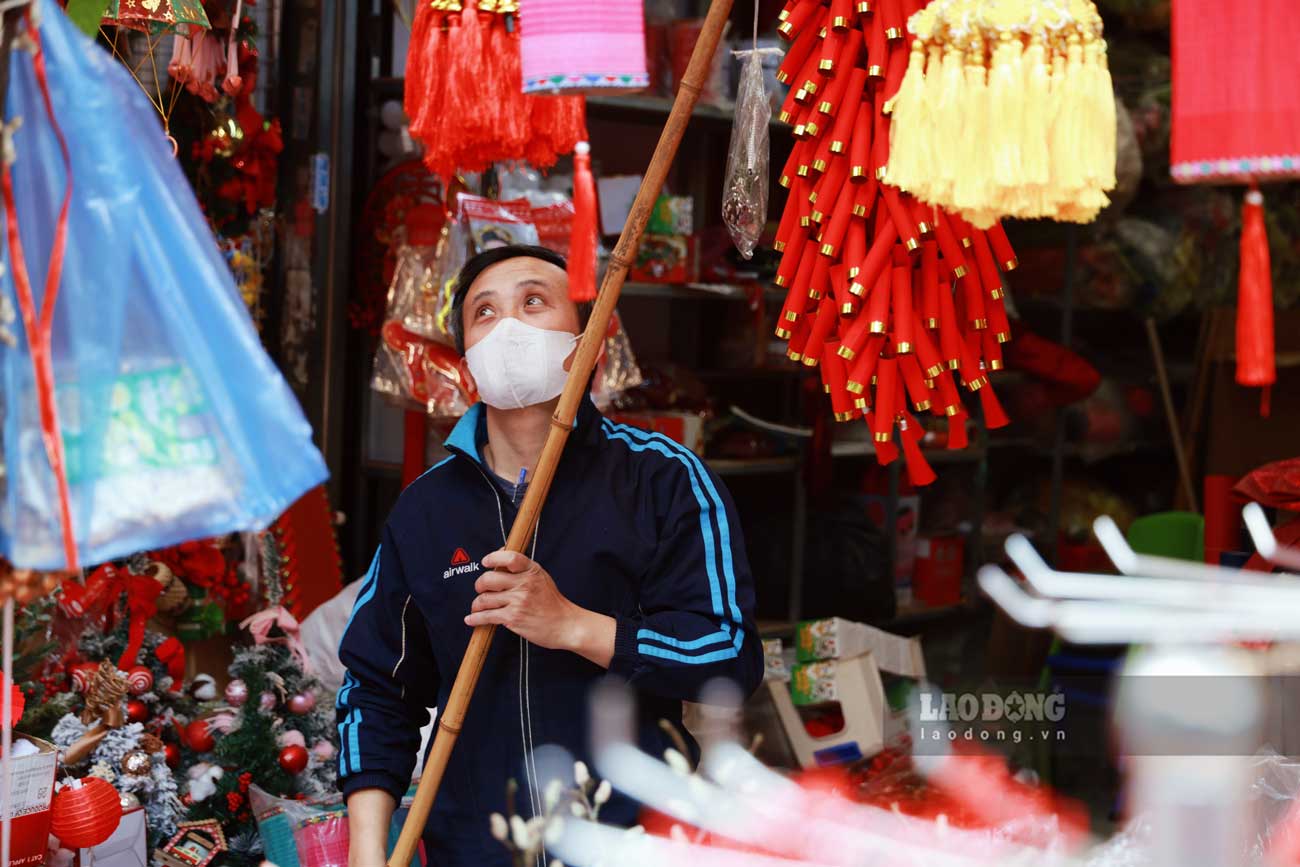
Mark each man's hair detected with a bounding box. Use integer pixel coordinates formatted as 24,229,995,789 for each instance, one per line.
448,244,590,354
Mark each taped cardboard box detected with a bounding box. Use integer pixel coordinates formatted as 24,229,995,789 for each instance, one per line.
769,653,886,767
795,617,927,678
2,734,58,867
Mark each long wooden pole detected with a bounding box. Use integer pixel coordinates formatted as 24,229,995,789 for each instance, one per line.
1145,317,1199,513
387,3,735,862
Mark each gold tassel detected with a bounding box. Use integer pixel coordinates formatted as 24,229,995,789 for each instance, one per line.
932,43,966,204
987,31,1024,196
952,36,990,213
884,42,931,193
1020,35,1050,191
1093,36,1118,192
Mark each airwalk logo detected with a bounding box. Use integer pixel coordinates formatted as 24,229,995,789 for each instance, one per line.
443,548,480,580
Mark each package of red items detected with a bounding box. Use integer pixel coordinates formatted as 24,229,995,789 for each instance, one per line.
459,194,541,252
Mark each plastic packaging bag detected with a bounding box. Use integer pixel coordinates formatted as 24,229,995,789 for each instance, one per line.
722,47,776,259
459,194,540,253
258,784,425,867
591,311,644,410
0,0,327,570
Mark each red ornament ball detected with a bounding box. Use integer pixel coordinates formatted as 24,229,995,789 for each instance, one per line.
277,744,309,775
125,666,154,696
287,692,315,714
125,700,149,724
185,719,215,753
164,743,181,768
51,778,123,848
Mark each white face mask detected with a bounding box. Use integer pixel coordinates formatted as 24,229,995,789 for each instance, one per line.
464,317,578,410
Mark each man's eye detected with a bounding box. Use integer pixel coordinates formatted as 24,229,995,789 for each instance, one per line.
525,295,543,307
476,305,493,318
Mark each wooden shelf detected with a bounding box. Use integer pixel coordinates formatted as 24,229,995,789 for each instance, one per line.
622,281,785,302
586,94,792,134
706,456,801,476
830,439,986,464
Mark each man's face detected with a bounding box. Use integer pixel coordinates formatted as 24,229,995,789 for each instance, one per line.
459,256,581,398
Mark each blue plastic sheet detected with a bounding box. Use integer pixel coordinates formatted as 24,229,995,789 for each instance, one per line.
0,0,327,569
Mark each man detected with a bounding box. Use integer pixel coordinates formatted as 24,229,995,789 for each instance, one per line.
338,245,763,866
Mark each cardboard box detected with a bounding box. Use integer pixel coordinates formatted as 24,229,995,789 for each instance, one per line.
794,617,927,678
2,734,58,866
914,535,964,607
607,411,704,454
76,805,147,867
769,654,886,767
762,638,790,683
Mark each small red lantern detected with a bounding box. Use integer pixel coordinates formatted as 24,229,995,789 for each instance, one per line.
277,744,309,775
185,719,215,753
51,778,123,848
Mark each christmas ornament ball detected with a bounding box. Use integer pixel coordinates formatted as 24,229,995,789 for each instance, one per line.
188,674,218,702
259,691,277,711
164,743,181,768
70,663,99,693
278,744,309,775
121,750,152,776
51,778,123,848
224,678,250,706
119,792,141,810
125,666,153,696
288,692,316,714
312,740,336,761
185,719,215,753
125,699,149,724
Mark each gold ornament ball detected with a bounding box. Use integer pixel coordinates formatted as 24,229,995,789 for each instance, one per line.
121,750,152,776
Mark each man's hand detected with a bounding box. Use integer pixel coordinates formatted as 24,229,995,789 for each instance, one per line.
466,550,615,668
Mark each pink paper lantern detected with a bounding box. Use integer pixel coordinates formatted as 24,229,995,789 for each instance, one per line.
520,0,649,95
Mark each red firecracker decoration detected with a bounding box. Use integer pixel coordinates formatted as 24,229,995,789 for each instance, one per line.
51,777,124,849
126,699,149,724
186,719,216,753
404,1,587,181
771,0,1017,485
1171,0,1300,414
278,744,309,775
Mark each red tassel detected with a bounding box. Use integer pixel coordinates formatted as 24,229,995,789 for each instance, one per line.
978,381,1010,429
899,414,937,486
946,410,969,450
568,142,598,302
1237,184,1275,408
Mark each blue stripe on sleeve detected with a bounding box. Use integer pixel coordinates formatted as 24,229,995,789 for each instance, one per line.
601,419,747,662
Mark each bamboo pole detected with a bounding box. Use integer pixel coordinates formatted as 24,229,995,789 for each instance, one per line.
387,3,735,862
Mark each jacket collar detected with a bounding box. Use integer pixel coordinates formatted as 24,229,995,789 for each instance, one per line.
443,397,603,466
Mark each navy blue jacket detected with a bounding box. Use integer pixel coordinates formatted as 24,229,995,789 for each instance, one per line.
336,398,763,865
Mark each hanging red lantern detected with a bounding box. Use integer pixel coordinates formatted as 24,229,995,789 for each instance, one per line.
51,778,123,849
1171,0,1300,415
185,719,216,753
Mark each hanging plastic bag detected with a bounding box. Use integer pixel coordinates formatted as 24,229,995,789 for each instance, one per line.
722,43,779,259
591,311,644,411
0,0,327,570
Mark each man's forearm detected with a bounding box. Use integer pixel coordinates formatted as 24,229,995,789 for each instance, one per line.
347,787,397,867
563,606,616,668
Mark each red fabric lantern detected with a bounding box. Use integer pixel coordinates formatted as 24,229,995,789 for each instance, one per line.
1171,0,1300,412
51,778,123,849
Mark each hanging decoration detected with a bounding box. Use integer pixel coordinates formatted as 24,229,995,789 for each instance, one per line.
403,0,587,181
98,0,211,148
50,777,125,849
518,0,649,93
771,0,1021,486
883,0,1117,229
1170,0,1300,414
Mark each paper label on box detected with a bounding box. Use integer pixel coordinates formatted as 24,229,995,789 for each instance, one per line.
790,661,839,706
762,638,789,682
795,618,841,662
0,751,55,818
